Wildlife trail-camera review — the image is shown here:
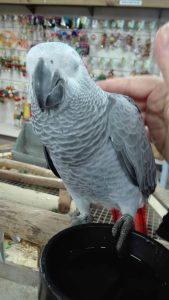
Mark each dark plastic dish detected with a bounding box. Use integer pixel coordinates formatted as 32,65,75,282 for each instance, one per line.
39,223,169,300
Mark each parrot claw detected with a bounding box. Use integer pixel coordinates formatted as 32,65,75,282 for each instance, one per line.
112,214,134,256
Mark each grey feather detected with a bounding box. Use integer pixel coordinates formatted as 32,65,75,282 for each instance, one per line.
107,93,156,197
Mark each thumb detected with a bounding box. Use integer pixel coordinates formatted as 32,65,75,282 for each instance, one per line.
154,22,169,86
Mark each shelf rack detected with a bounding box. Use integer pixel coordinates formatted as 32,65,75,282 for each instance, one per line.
0,0,168,9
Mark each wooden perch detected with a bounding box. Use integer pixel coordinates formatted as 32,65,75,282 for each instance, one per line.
154,183,169,209
58,189,71,214
0,181,72,214
0,169,65,189
0,182,59,211
0,159,72,213
0,199,70,246
0,158,55,178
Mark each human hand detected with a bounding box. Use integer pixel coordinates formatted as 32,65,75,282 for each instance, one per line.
98,23,169,163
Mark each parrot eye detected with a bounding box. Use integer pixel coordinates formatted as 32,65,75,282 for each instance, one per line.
64,59,79,75
72,61,79,70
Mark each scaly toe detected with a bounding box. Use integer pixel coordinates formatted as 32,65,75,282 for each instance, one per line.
71,213,92,226
112,214,134,255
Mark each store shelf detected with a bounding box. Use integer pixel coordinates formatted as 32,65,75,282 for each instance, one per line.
0,0,169,9
0,1,167,137
111,0,169,8
0,0,105,6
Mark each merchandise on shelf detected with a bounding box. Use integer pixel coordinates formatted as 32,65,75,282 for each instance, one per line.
0,14,159,132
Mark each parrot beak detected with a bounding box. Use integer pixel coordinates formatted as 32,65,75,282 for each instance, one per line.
45,77,65,109
33,58,50,111
33,58,64,111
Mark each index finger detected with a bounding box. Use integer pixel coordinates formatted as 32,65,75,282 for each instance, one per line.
97,76,160,104
154,23,169,88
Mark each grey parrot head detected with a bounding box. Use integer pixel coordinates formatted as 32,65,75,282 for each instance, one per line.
26,42,91,113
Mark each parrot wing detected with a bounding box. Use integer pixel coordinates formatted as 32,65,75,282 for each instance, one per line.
107,93,156,197
44,146,61,178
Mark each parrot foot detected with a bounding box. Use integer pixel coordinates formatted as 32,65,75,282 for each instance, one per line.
71,210,93,226
112,214,134,256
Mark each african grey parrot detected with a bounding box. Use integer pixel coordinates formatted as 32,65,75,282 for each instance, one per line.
26,42,156,253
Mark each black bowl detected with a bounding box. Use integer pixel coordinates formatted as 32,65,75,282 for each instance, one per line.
39,223,169,300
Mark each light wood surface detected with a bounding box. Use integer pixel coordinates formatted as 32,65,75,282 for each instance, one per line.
0,198,70,246
0,159,71,212
58,189,72,213
0,169,65,189
0,182,59,211
154,183,169,209
0,159,55,178
0,261,38,287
